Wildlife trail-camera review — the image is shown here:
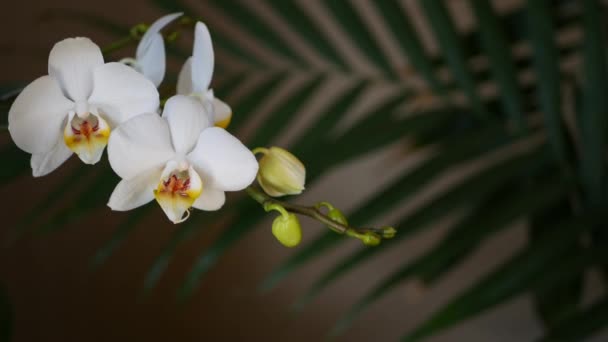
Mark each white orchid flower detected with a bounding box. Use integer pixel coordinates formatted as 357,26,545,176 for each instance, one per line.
107,95,258,223
8,37,159,177
122,12,183,87
177,21,232,129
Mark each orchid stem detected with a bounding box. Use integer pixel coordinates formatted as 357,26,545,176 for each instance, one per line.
101,23,149,56
245,186,388,237
102,36,135,55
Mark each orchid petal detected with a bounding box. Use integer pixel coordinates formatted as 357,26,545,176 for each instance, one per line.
137,34,166,87
188,127,258,191
30,138,73,177
136,12,183,59
176,57,193,95
192,187,225,211
107,113,175,180
8,76,73,154
213,97,232,128
162,95,212,155
192,22,214,93
108,168,161,211
48,37,104,101
88,62,159,127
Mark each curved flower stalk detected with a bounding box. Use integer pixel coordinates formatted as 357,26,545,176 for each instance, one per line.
8,37,159,176
107,95,258,223
246,186,397,247
177,21,232,128
122,12,183,87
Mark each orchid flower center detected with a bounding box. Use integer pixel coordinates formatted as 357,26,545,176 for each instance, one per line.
153,161,203,224
63,111,110,165
157,170,192,196
71,115,99,136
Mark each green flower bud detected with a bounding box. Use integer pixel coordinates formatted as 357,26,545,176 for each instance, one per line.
361,232,381,246
318,202,348,226
381,227,397,239
255,147,306,197
272,213,302,248
328,208,348,226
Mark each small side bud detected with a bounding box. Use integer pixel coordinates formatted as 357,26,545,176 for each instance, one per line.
272,213,302,248
328,208,348,225
317,202,348,225
381,227,397,239
361,232,381,246
254,147,306,197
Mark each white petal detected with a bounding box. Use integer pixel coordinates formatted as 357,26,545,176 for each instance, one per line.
192,187,225,211
107,113,175,180
213,97,232,128
88,62,160,127
188,127,258,191
30,138,73,177
8,76,73,154
137,34,166,87
48,37,104,101
108,168,161,211
176,57,193,95
136,12,183,59
162,95,212,154
192,22,214,93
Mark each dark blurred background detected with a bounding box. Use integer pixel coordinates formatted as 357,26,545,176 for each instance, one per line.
1,0,608,341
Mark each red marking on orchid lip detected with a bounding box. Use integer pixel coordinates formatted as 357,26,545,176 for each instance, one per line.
159,175,191,196
71,117,101,138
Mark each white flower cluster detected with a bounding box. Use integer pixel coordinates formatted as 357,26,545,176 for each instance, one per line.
8,14,258,223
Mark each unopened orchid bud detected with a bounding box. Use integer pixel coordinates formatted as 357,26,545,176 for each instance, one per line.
272,213,302,248
328,208,348,225
317,202,348,234
381,227,397,239
361,232,381,246
255,147,306,197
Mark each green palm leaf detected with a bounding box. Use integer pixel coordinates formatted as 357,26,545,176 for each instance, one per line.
322,0,394,76
209,0,306,66
421,0,488,119
375,1,447,96
402,219,599,342
579,0,608,209
530,200,583,328
266,0,348,70
526,0,569,164
471,0,526,131
539,296,608,342
331,173,570,336
293,144,549,311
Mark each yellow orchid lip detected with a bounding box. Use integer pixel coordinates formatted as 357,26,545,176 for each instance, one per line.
154,166,203,224
63,113,110,164
214,114,231,129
